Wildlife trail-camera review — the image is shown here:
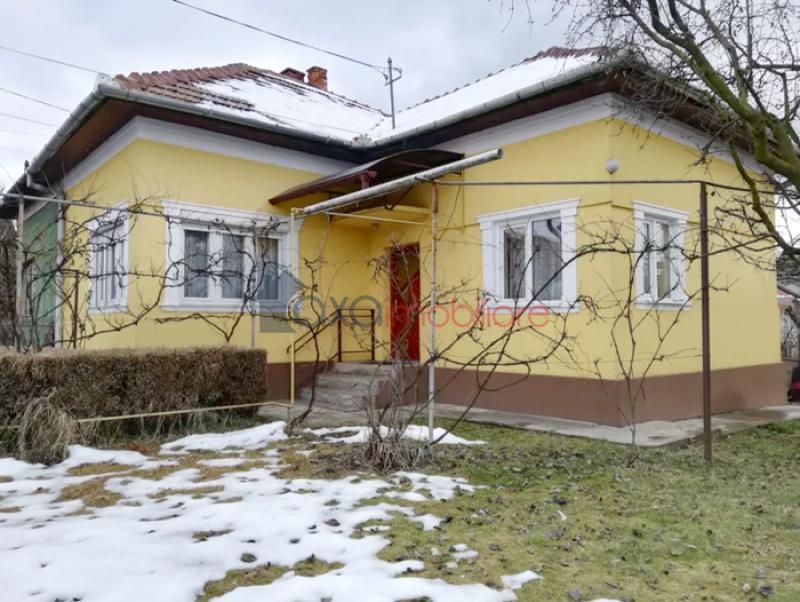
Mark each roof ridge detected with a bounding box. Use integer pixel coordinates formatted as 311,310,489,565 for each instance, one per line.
114,63,267,89
114,62,384,114
396,45,606,114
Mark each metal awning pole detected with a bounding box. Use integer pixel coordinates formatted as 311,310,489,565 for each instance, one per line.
699,182,712,464
289,208,298,419
427,183,439,443
14,198,25,351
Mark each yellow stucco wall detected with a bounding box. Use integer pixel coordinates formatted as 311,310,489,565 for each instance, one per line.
61,115,780,382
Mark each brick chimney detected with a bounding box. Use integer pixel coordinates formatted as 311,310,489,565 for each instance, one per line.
306,66,328,91
281,67,305,83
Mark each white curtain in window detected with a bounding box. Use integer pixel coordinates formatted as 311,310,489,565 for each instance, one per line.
221,234,245,299
531,217,562,301
503,226,526,299
257,237,279,301
184,230,209,298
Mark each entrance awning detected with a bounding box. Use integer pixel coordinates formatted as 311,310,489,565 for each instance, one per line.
269,149,463,205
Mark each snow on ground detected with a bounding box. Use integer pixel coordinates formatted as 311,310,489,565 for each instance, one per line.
0,421,618,602
162,420,287,452
309,424,485,445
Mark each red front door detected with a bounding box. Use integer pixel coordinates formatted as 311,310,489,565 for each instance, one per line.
389,244,420,361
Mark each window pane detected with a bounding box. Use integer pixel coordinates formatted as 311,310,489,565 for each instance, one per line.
532,217,562,301
257,237,279,301
96,243,105,303
655,222,671,299
503,227,526,299
221,234,245,299
110,241,118,301
184,230,209,298
642,221,652,296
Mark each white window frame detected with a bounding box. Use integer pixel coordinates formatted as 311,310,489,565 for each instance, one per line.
88,203,129,313
161,199,297,312
633,201,689,309
477,198,579,311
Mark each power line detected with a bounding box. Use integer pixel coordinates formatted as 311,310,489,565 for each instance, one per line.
0,130,49,136
0,44,103,75
0,111,58,127
0,86,70,112
170,0,393,76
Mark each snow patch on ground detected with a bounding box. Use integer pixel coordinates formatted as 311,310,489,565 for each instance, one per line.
162,421,287,452
501,570,542,590
0,421,564,602
309,425,485,446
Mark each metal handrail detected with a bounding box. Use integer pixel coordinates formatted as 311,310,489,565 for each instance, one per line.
288,307,377,395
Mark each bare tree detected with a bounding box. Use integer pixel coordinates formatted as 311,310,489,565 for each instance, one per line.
548,0,799,250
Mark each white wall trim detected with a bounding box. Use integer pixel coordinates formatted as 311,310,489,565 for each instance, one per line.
160,198,301,311
632,200,690,309
477,197,580,226
478,198,579,311
437,92,763,173
437,95,616,155
631,200,689,222
62,116,353,191
87,200,129,314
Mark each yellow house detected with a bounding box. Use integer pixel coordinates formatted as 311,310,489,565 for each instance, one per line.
1,47,785,426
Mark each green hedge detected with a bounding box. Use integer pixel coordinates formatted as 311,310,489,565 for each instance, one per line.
0,347,268,424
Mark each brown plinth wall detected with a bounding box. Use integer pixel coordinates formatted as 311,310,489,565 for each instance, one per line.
434,363,787,427
268,361,787,426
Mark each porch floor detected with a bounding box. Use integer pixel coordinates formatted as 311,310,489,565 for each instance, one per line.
258,401,800,447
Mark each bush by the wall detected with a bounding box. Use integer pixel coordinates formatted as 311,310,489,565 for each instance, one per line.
0,346,268,426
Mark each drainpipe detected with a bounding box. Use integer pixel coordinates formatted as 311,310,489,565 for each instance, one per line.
427,183,439,442
54,206,64,348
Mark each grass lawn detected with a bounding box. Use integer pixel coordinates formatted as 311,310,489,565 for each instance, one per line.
285,419,800,601
2,415,797,601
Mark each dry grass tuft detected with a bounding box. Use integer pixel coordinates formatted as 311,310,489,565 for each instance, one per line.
67,462,134,477
15,395,82,465
148,485,224,500
198,557,343,602
0,505,20,513
193,529,233,541
56,477,123,508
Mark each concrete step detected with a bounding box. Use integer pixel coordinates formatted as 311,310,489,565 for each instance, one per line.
315,372,388,393
331,362,399,377
298,385,369,410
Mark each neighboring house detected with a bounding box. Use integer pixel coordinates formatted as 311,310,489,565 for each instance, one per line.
0,219,16,346
777,253,800,362
0,47,785,425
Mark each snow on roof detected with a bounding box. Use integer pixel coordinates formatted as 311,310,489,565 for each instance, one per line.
111,46,606,145
372,47,606,137
114,63,384,143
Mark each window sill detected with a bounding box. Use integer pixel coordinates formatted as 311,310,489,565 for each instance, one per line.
161,300,286,314
88,304,128,315
635,299,691,311
481,299,581,314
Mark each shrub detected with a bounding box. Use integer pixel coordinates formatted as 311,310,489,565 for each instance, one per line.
0,347,267,462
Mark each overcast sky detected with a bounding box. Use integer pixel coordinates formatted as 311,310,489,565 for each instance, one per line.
0,0,571,189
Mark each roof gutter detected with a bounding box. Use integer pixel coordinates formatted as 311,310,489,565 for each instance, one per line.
2,56,614,215
301,148,503,216
6,77,111,197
